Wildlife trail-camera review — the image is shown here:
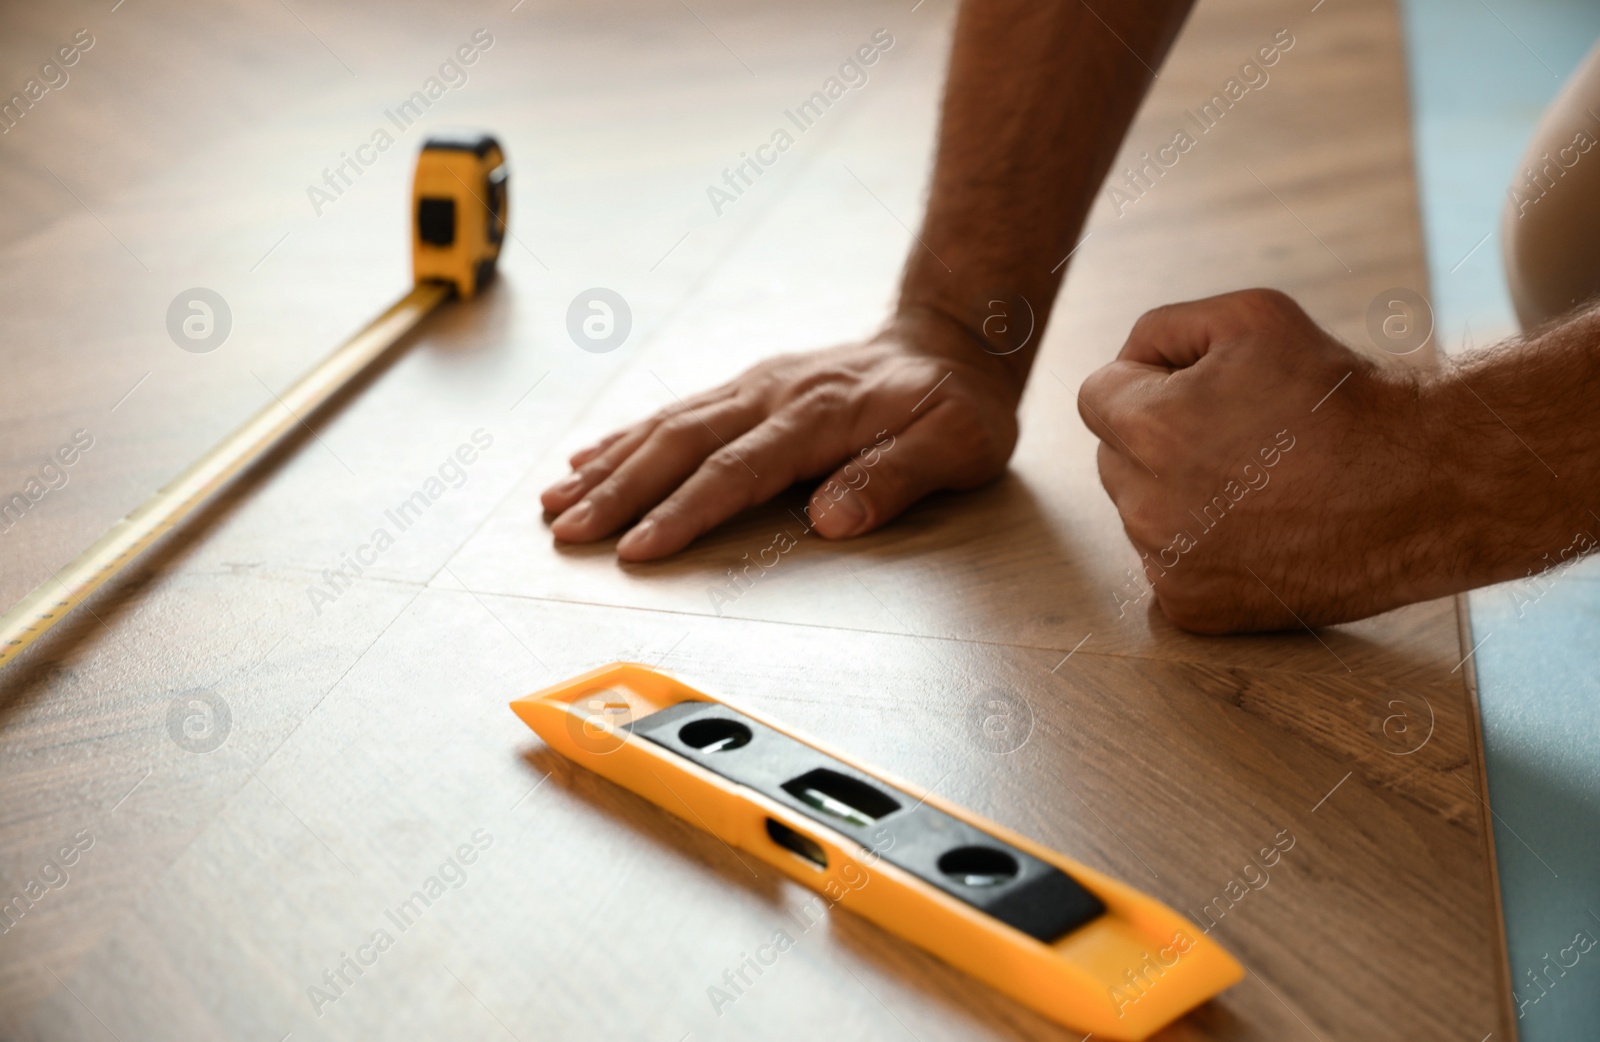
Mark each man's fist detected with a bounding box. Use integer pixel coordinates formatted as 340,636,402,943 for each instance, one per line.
541,315,1024,560
1078,289,1459,634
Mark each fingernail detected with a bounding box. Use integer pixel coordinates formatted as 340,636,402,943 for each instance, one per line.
554,500,593,535
814,492,866,537
547,472,583,498
617,518,656,557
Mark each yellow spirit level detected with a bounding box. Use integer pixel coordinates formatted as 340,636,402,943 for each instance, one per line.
0,131,509,668
512,664,1243,1040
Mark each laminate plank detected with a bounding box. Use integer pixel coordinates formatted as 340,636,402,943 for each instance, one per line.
15,590,1498,1040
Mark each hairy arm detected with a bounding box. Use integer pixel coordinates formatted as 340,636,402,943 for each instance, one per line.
1441,305,1600,588
896,0,1196,382
542,0,1196,560
1077,289,1600,633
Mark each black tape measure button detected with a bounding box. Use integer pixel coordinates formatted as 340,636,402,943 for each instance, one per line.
418,197,457,246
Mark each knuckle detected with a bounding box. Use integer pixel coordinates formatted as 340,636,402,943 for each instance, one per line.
657,412,705,441
650,401,686,424
1092,402,1149,460
1231,287,1297,323
751,352,812,395
795,381,851,419
1129,302,1188,344
575,460,612,486
579,480,621,515
836,459,873,491
1077,366,1121,411
1079,365,1150,445
1116,492,1169,548
1120,409,1167,457
639,496,687,529
703,447,750,478
1132,302,1177,333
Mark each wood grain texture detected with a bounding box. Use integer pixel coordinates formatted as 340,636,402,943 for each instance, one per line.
0,0,1510,1040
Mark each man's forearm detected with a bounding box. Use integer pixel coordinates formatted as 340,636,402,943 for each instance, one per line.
1436,303,1600,588
897,0,1197,385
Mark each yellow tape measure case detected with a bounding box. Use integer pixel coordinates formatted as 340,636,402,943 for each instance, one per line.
411,130,507,299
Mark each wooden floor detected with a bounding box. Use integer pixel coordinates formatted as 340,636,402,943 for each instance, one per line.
0,0,1511,1039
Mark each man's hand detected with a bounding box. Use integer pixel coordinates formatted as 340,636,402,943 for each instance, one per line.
541,317,1022,561
537,0,1197,561
1078,289,1463,633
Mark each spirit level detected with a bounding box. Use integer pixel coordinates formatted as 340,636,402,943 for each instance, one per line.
512,663,1243,1040
0,130,509,669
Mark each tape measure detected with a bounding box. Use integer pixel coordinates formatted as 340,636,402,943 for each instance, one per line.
513,664,1243,1040
0,130,509,669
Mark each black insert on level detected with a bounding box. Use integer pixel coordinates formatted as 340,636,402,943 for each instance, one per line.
628,700,1106,943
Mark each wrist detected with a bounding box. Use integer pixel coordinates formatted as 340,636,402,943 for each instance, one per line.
883,301,1034,403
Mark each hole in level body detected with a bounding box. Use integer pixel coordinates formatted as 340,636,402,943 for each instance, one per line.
765,818,827,870
938,846,1019,887
679,717,752,753
782,768,901,828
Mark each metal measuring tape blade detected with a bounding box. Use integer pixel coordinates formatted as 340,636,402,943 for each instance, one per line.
0,130,510,669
